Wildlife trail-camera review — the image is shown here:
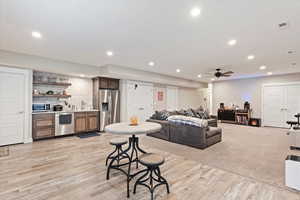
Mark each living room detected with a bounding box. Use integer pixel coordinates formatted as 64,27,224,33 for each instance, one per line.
1,1,300,200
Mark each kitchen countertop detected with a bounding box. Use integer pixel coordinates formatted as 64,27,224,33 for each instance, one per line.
32,109,99,114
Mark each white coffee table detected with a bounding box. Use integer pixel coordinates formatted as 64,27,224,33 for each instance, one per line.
105,122,161,197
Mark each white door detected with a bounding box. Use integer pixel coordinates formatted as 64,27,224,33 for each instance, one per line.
286,84,300,122
0,71,25,146
263,85,286,127
127,81,154,122
166,86,178,111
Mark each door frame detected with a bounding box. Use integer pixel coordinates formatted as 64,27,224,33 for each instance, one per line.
0,65,32,144
261,82,300,127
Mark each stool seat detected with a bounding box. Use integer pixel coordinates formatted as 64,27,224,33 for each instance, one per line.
139,153,164,167
110,138,128,146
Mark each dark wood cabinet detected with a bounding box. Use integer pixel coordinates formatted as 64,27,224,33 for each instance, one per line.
108,79,119,89
32,114,55,140
95,77,119,90
87,112,99,131
75,111,99,133
75,112,87,133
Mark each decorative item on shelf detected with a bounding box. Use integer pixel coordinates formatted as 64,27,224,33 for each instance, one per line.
59,77,69,83
41,74,48,83
33,89,39,95
46,90,54,95
48,76,57,83
63,90,68,95
130,116,138,126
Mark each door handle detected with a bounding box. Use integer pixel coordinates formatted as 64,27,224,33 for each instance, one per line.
18,111,24,114
139,108,144,110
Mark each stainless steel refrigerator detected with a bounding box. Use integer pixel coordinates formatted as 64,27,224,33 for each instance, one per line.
99,89,120,131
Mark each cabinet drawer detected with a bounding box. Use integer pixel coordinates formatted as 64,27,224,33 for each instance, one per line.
75,112,87,118
33,128,55,139
35,119,53,127
87,111,98,117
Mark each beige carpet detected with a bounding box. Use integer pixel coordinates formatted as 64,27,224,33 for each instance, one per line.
142,123,300,190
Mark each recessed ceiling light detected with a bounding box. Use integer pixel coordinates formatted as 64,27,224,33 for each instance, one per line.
32,31,42,39
148,61,155,66
79,74,85,77
247,55,255,60
176,69,181,73
259,65,267,70
267,72,273,75
197,74,202,78
227,39,237,46
211,78,215,81
190,7,201,17
106,51,114,57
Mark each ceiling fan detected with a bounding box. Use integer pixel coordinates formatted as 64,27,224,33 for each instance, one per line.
204,68,234,78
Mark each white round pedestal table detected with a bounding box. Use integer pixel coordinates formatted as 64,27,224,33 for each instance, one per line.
105,122,161,158
105,122,161,197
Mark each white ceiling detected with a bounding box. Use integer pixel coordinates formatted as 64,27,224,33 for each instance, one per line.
0,0,300,82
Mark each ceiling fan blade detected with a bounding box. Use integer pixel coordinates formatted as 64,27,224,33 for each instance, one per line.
221,74,232,77
223,71,234,75
202,74,213,77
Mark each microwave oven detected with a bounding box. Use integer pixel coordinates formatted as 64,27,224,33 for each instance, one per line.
32,103,51,112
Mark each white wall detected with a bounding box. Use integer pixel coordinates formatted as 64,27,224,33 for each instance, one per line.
0,50,101,77
66,77,93,109
178,87,205,110
0,50,206,89
120,80,208,121
212,73,300,118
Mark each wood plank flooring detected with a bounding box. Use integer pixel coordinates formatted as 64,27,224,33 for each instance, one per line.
0,134,299,200
0,146,9,157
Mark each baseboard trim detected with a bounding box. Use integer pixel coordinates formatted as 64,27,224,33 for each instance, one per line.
24,138,33,143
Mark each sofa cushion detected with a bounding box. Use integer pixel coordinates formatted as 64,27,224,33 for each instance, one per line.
167,115,208,128
150,110,170,120
206,127,222,138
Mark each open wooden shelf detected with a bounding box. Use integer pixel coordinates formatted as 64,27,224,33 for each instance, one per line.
33,82,72,87
33,94,71,98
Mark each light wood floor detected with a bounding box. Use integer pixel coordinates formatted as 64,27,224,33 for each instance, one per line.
0,134,300,200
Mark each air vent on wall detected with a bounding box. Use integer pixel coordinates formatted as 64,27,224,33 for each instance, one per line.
278,22,289,29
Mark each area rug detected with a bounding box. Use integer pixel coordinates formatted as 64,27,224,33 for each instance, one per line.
77,132,101,138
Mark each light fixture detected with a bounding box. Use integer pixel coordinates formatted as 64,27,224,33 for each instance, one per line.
197,74,202,78
267,72,273,75
211,78,215,81
148,61,155,66
176,69,181,73
80,74,85,77
106,51,114,57
227,39,237,46
259,65,267,70
190,7,201,17
32,31,42,39
247,55,255,60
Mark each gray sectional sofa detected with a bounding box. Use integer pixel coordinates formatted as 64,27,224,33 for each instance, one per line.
146,110,222,149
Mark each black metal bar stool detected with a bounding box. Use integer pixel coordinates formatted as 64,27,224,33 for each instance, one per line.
133,153,170,200
106,138,131,180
